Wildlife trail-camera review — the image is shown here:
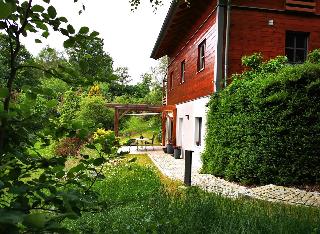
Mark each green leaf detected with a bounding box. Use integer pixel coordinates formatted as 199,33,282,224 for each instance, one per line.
0,21,7,29
93,157,105,166
35,39,42,43
43,0,50,3
90,31,99,37
23,213,49,229
79,26,89,34
46,99,58,108
59,16,68,23
0,87,9,98
0,1,15,19
63,37,75,48
42,31,49,38
67,24,75,34
31,5,45,12
47,5,57,18
60,28,69,36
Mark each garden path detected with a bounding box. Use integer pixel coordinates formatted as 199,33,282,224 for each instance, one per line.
123,147,320,208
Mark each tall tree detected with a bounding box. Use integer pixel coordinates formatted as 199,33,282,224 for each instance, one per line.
67,36,114,85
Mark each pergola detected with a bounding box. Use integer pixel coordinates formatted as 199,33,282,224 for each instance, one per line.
106,103,176,146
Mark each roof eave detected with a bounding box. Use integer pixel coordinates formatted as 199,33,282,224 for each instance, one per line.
150,0,179,59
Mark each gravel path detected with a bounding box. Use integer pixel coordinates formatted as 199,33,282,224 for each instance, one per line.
129,148,320,207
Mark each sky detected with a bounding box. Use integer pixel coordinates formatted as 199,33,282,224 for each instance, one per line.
21,0,171,83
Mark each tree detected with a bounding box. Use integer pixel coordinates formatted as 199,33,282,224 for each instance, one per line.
0,0,98,151
114,66,132,85
67,36,114,86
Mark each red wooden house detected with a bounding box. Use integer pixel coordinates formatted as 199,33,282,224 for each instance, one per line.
151,0,320,168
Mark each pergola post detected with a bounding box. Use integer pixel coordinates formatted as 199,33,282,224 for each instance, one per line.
114,108,119,137
172,108,177,146
162,112,166,146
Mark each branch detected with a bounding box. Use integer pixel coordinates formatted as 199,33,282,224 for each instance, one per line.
18,0,33,35
17,64,61,79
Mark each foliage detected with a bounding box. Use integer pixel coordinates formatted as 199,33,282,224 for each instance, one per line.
92,129,119,154
88,84,102,96
241,52,263,70
64,155,320,233
76,95,114,131
202,53,320,185
58,90,81,128
67,36,114,86
55,137,84,157
307,49,320,64
0,1,118,232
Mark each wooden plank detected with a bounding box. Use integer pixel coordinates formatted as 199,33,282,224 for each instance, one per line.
286,0,316,7
285,5,316,12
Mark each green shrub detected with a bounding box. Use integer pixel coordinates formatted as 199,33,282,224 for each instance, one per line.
202,55,320,185
76,95,114,131
307,49,320,64
58,90,81,127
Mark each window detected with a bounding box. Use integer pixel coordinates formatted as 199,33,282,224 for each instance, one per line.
195,117,202,146
169,72,174,90
198,40,206,71
285,31,309,64
180,60,185,84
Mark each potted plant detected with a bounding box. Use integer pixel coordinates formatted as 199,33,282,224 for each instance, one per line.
173,146,181,159
166,140,174,154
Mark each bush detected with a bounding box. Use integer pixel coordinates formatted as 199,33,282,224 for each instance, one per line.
92,128,119,154
76,95,114,131
202,54,320,185
55,137,84,157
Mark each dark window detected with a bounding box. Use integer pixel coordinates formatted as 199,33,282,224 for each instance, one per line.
195,117,202,146
169,72,174,90
198,40,206,71
180,60,185,84
285,31,309,64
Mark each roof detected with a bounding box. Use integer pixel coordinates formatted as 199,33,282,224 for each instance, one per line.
151,0,214,59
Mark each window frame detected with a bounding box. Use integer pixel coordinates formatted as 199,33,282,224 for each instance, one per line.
195,117,202,146
197,39,206,72
169,71,174,91
180,60,185,84
285,31,309,64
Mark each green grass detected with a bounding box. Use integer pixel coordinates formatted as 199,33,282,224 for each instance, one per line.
64,155,320,233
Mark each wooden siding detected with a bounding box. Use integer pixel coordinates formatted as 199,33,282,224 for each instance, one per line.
228,8,320,78
166,6,217,105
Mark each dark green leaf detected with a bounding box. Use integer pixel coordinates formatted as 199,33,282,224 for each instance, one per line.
93,157,105,166
0,1,15,19
43,0,50,3
59,16,68,23
67,24,75,34
31,5,45,12
79,26,89,34
90,31,99,37
60,28,69,36
35,39,42,43
42,31,49,38
47,5,57,18
0,21,7,29
63,37,75,48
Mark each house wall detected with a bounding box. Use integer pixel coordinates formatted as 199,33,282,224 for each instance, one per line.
166,3,217,105
228,7,320,77
176,96,209,171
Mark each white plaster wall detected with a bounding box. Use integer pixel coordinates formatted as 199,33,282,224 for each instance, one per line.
176,96,210,171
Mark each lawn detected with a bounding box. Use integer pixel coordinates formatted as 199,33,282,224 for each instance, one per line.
64,154,320,233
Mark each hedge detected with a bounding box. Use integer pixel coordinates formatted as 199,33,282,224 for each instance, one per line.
202,54,320,185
